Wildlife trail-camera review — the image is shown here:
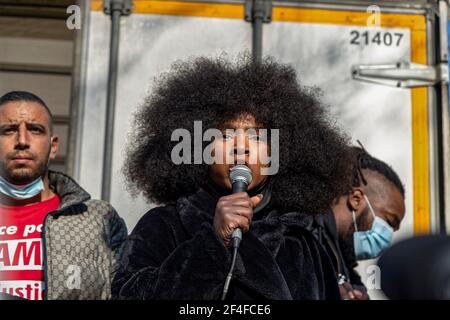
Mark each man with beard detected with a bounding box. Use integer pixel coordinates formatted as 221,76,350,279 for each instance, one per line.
323,147,406,300
112,56,354,300
0,91,127,300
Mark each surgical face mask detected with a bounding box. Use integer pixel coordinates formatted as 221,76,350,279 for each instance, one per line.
0,175,44,200
352,195,394,260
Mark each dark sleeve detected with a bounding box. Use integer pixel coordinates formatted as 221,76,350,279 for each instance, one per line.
111,207,232,300
347,263,366,289
337,235,367,290
341,251,366,290
107,206,128,278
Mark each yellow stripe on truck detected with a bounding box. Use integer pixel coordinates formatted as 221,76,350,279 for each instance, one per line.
91,0,244,19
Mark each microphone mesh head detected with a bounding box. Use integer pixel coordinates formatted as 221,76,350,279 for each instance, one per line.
229,165,253,185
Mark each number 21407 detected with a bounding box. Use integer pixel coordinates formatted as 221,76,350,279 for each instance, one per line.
350,30,404,47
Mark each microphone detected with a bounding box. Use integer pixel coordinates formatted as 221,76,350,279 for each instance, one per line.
378,235,450,299
221,164,253,300
228,165,253,248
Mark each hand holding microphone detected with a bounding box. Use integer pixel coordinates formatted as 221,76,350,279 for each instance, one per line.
213,165,263,247
217,165,263,300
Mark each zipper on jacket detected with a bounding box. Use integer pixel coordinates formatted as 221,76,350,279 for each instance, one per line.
41,208,60,300
41,212,52,300
324,232,348,283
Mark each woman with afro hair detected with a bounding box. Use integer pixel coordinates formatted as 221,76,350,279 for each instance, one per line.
112,55,353,300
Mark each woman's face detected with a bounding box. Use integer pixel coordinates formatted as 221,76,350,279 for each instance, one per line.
208,114,270,191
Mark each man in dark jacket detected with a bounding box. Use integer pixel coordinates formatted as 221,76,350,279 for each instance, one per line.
0,91,127,300
112,56,353,300
320,147,406,300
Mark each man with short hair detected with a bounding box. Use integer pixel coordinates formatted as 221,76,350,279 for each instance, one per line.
0,91,127,300
321,147,406,300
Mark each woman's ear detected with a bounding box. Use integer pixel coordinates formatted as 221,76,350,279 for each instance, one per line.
347,187,365,212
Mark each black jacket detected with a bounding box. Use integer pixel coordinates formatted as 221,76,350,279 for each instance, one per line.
112,186,341,300
317,210,365,289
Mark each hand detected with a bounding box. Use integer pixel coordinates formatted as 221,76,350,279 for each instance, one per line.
339,282,370,300
213,192,263,247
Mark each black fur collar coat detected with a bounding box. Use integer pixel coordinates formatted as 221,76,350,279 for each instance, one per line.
112,185,341,300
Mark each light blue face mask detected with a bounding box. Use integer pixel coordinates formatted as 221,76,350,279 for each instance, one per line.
0,175,44,200
352,195,394,260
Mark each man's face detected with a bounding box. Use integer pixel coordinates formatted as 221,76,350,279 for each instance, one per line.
338,181,405,242
336,182,405,262
208,114,270,190
357,186,405,233
0,101,58,185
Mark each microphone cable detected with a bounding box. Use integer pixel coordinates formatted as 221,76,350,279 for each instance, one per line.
221,232,241,300
221,165,251,300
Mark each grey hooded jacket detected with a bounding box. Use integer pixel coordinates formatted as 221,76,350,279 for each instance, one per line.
43,171,127,300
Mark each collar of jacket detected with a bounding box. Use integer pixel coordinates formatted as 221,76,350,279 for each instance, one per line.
317,210,352,280
48,170,91,211
176,187,319,300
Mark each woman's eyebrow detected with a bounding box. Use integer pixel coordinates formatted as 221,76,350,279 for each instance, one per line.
222,126,265,131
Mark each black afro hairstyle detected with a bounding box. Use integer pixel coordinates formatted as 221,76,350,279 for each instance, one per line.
124,54,353,215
